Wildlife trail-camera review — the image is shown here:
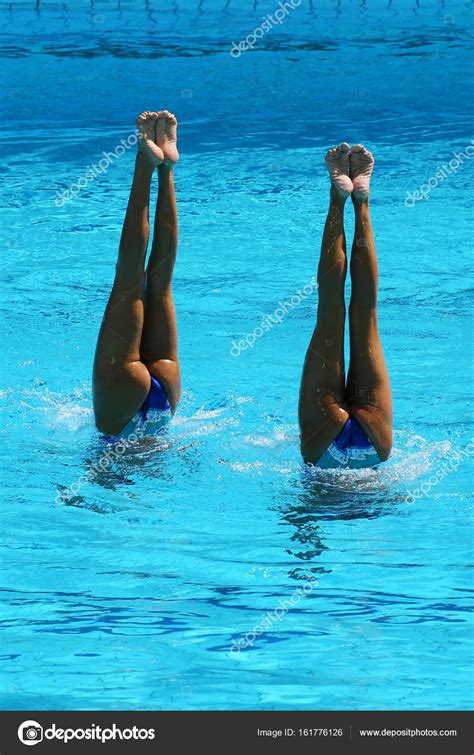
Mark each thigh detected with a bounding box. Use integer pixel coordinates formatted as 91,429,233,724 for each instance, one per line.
298,312,349,463
93,358,151,435
346,308,393,459
93,275,150,434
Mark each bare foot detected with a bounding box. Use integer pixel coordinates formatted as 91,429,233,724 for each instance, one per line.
135,111,164,167
325,142,352,198
155,110,179,167
349,144,374,200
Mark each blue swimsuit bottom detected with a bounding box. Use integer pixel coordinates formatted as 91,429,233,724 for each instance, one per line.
316,417,382,470
107,376,172,442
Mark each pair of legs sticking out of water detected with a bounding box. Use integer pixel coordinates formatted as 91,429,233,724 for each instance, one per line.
93,114,392,469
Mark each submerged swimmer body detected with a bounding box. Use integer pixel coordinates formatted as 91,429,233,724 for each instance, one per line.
298,144,393,469
93,111,181,438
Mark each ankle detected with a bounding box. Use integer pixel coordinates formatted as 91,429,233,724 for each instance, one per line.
352,194,369,211
158,163,174,180
329,186,348,209
135,152,155,177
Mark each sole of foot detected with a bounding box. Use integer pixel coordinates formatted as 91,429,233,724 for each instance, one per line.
349,144,374,201
325,142,352,199
155,110,179,168
135,111,164,167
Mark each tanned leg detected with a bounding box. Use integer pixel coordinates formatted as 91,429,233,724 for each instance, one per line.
92,112,163,434
345,145,393,459
298,144,353,463
140,111,181,412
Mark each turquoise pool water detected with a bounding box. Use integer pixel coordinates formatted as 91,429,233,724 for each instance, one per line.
1,0,473,711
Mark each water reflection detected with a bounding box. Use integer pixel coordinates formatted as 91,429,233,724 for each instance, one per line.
54,433,201,513
275,466,404,579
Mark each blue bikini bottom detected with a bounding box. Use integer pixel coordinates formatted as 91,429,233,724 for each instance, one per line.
104,376,172,442
316,417,382,470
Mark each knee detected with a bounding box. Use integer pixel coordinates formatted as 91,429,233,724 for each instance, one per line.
349,301,378,318
323,253,347,274
319,260,346,291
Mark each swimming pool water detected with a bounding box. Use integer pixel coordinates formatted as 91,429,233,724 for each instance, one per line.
1,0,473,711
